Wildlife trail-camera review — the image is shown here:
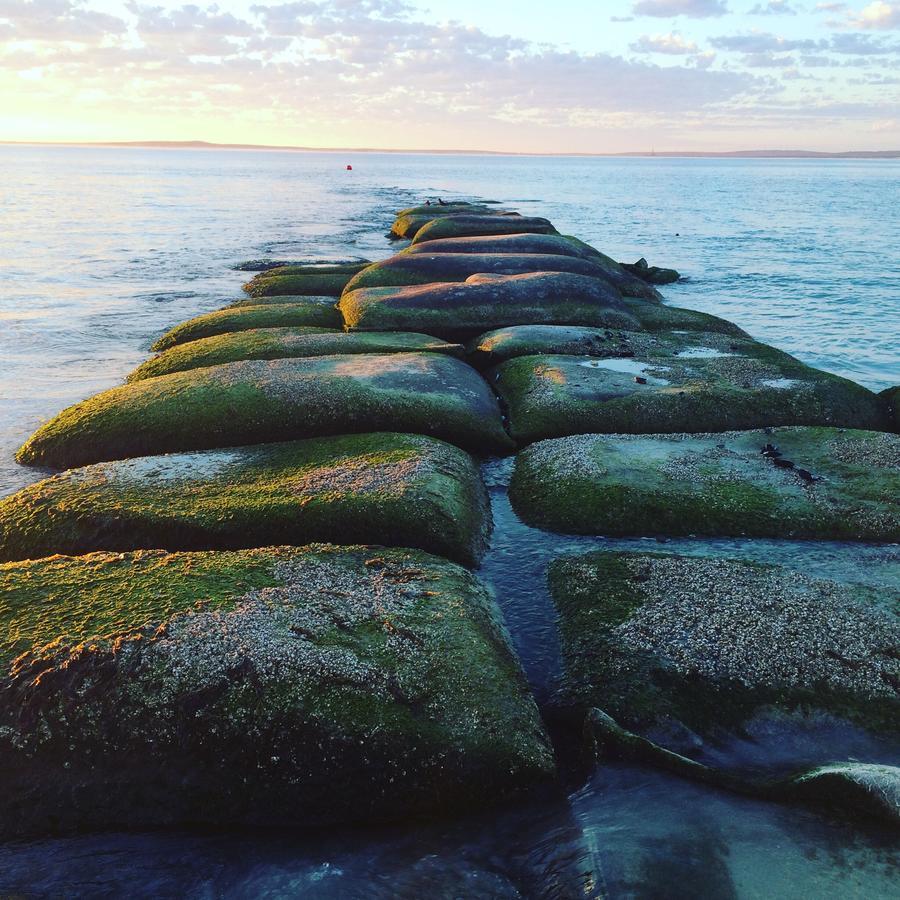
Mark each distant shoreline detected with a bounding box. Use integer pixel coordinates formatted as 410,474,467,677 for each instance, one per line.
1,140,898,159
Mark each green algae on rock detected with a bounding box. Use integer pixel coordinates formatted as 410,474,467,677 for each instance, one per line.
151,301,342,351
243,265,367,299
0,545,555,835
390,204,504,239
411,215,558,244
405,234,662,301
550,551,899,745
624,298,750,337
342,252,622,295
16,352,514,469
510,427,900,541
129,328,464,381
468,324,642,367
0,433,492,566
492,333,885,444
341,273,638,339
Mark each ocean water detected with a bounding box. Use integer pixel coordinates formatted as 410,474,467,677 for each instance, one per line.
0,146,899,897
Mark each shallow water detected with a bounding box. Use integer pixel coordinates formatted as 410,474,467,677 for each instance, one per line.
1,147,899,896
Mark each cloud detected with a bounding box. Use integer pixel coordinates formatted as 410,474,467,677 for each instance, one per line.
815,2,846,10
631,0,728,17
631,32,700,53
749,0,797,12
0,0,128,40
845,2,900,28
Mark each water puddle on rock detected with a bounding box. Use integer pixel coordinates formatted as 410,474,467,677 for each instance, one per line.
761,377,801,389
675,347,735,359
577,358,671,386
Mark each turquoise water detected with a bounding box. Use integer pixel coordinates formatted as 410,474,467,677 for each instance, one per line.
0,146,898,897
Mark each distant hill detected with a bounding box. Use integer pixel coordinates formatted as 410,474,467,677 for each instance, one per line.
2,140,898,159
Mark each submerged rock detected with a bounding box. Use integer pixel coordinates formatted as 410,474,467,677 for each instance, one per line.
510,427,900,541
151,301,342,351
550,551,899,745
621,258,680,285
785,764,900,825
585,710,900,825
406,234,662,301
342,252,627,294
341,273,637,339
0,545,555,836
128,328,463,381
16,353,514,469
492,333,885,443
411,215,558,244
0,433,492,566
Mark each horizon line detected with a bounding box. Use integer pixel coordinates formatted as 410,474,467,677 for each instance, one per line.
1,139,899,159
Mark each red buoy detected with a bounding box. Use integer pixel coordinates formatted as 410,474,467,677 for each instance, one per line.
346,164,352,170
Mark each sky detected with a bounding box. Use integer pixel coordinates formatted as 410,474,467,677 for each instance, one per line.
0,0,898,152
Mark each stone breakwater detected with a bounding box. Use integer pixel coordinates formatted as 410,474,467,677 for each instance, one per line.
1,199,898,839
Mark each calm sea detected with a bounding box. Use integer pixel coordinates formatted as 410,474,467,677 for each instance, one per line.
0,146,898,897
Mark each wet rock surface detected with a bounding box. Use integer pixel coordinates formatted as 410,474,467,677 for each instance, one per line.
492,333,885,444
0,432,492,566
0,545,554,836
510,427,900,540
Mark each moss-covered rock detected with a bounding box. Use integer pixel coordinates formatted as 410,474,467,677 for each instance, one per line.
406,234,661,301
624,298,750,337
16,353,514,469
0,545,555,835
510,427,900,540
550,550,899,742
585,710,900,825
880,386,899,432
467,324,641,367
391,204,503,239
342,252,627,295
341,273,638,339
242,274,354,298
0,433,492,567
492,332,885,443
129,329,463,381
411,215,558,244
226,294,337,308
152,302,342,351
